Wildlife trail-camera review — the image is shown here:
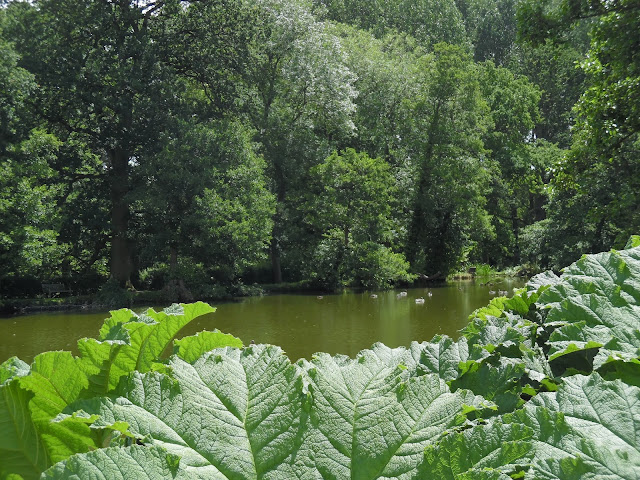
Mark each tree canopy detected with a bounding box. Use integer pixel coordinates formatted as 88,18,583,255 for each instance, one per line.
1,0,638,297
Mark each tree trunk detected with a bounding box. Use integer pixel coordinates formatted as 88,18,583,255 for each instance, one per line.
270,236,282,284
270,162,286,284
169,244,179,278
109,148,133,288
407,100,441,271
511,205,521,265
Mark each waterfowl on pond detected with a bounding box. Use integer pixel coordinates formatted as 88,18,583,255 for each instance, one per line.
415,297,425,304
427,291,433,297
370,294,378,299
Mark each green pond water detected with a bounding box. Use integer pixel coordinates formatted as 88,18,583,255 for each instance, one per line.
1,278,526,364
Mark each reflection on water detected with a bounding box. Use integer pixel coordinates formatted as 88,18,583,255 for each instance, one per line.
0,278,527,363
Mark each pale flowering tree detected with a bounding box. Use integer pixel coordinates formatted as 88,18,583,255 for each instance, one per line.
242,0,358,282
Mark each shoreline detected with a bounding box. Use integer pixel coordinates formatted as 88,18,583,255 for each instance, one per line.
0,274,525,316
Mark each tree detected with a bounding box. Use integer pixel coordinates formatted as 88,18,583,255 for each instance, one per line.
313,0,468,48
457,0,519,65
0,15,68,283
401,43,493,277
517,0,640,158
517,0,640,262
242,0,357,283
7,0,255,286
507,40,586,148
518,141,579,270
478,61,541,266
389,0,468,48
0,11,32,154
303,149,413,289
331,26,421,161
134,117,275,298
0,131,69,280
328,26,426,247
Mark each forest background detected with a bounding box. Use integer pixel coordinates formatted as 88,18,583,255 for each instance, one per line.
1,0,638,304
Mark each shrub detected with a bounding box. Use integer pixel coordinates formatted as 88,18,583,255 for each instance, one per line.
94,278,134,308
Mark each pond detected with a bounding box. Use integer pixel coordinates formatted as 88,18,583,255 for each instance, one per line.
0,278,527,364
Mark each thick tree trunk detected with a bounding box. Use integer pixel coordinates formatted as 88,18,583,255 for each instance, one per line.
109,148,133,288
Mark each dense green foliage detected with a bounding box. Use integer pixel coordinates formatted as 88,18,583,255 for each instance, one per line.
2,241,640,478
516,0,640,269
2,2,639,474
303,148,413,289
1,0,639,297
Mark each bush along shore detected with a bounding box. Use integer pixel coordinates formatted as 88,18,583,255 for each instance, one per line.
2,237,640,478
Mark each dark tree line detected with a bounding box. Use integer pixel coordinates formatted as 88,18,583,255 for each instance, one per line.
1,0,638,299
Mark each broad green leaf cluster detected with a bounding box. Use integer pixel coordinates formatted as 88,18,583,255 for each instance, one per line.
2,242,640,478
0,302,243,479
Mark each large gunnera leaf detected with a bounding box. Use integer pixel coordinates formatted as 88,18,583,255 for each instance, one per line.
0,378,49,479
80,302,218,393
55,345,305,478
173,329,243,363
17,351,98,465
50,344,487,479
416,335,474,382
0,357,30,386
526,373,640,477
536,245,640,370
0,303,226,480
41,445,210,479
298,350,487,478
422,374,640,479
